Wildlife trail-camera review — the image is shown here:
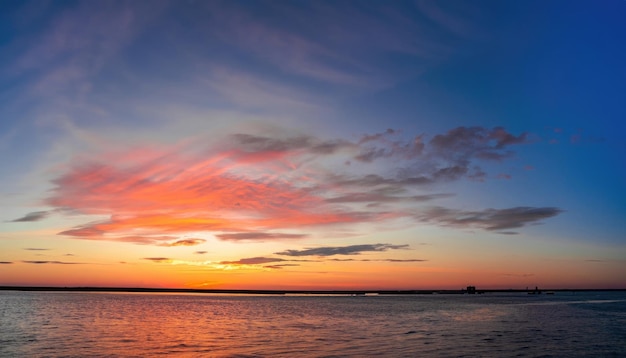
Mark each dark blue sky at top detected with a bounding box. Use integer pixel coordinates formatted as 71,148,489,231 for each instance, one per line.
349,0,626,131
1,1,624,131
0,0,624,245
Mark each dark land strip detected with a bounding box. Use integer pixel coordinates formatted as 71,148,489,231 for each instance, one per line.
1,286,624,295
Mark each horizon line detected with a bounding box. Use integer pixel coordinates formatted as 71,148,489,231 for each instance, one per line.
1,286,625,295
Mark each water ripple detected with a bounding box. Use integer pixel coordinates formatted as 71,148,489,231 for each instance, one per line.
0,291,625,357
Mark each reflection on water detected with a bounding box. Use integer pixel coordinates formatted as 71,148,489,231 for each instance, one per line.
446,306,507,322
1,291,625,357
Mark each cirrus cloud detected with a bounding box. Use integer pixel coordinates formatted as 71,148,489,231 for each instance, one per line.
275,243,410,257
415,206,563,232
159,239,206,247
215,232,308,242
143,257,172,263
9,211,50,222
220,257,287,265
21,260,82,265
43,126,555,245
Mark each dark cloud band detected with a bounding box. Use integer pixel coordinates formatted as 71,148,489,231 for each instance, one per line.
275,243,409,257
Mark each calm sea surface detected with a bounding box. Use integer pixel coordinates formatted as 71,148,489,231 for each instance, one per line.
1,291,625,357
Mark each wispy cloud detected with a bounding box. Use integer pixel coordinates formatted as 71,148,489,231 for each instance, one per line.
383,259,427,262
416,0,484,39
499,273,534,277
23,247,50,251
203,66,322,112
216,232,308,242
158,239,206,247
10,211,50,222
329,258,426,262
43,126,555,245
143,257,172,263
220,257,287,265
326,193,453,204
217,251,424,266
264,264,300,269
21,260,82,265
427,126,527,162
415,206,563,232
275,243,409,257
201,1,485,90
0,261,13,264
12,1,166,99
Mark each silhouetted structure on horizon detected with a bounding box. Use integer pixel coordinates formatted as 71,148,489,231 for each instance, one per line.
527,286,542,294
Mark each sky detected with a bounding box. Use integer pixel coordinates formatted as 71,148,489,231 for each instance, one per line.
0,0,625,290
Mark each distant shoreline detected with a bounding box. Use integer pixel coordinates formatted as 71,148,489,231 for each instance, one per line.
1,286,625,295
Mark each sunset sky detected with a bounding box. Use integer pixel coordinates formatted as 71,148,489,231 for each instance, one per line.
1,0,625,290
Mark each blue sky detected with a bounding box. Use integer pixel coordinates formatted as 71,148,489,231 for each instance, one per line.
0,0,624,289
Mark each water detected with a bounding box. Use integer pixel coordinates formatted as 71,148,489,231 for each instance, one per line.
1,291,625,357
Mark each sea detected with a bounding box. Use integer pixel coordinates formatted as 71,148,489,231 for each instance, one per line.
1,290,625,357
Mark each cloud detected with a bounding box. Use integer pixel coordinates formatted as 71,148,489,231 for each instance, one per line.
195,251,208,255
416,0,484,39
275,243,409,257
44,126,549,244
264,264,300,269
200,0,489,91
13,1,166,100
57,230,196,247
331,126,528,190
227,133,355,162
23,248,50,251
218,251,423,265
220,257,286,265
329,258,426,262
215,232,308,242
429,126,527,161
10,211,50,222
326,193,452,204
354,130,425,163
48,141,365,242
159,239,206,247
21,260,81,265
0,262,13,264
415,206,562,232
204,66,323,112
143,257,172,263
358,128,397,144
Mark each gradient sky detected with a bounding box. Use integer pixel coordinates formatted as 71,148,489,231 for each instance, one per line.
1,0,625,290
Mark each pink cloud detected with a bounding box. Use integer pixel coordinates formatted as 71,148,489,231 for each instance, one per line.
48,141,371,243
46,127,540,244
